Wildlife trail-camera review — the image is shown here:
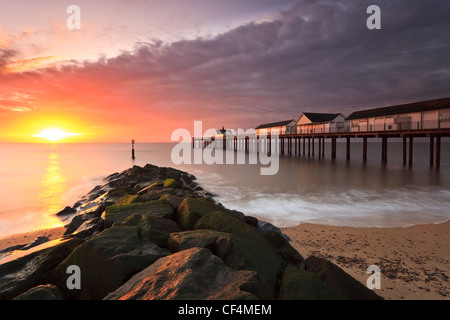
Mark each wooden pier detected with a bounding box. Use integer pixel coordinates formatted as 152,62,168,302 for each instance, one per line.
192,127,449,170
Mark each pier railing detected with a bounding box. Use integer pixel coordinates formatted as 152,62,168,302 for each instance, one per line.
280,120,450,135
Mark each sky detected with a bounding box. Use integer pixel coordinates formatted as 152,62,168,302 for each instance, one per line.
0,0,449,143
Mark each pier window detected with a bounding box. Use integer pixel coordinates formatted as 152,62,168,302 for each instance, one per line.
439,110,450,122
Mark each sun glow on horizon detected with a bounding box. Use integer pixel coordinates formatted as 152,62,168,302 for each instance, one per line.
33,128,82,142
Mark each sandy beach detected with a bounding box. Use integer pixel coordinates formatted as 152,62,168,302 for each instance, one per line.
1,220,449,300
283,221,450,300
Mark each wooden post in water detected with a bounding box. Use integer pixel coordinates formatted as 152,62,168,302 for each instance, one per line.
318,137,322,158
132,140,136,160
346,137,351,161
308,137,311,157
409,136,414,168
430,136,434,168
363,137,368,163
331,137,337,159
436,136,441,170
322,137,325,158
403,137,407,166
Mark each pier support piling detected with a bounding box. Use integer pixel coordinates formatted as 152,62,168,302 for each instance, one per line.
346,137,351,161
430,136,434,168
331,137,337,159
436,136,441,170
409,137,414,168
363,137,368,163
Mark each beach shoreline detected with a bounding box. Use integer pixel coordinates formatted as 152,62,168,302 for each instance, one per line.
0,227,66,252
282,221,450,300
1,219,448,300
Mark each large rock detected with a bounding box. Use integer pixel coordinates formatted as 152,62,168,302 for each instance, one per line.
175,198,227,230
159,194,185,210
263,230,304,267
168,230,227,252
112,194,143,206
66,217,104,240
104,248,262,300
121,214,182,248
55,226,170,300
278,264,339,300
168,230,282,299
104,201,174,228
305,256,382,300
64,204,106,235
13,284,63,300
0,238,84,300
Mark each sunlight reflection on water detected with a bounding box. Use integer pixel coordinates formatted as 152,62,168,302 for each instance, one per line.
38,151,66,229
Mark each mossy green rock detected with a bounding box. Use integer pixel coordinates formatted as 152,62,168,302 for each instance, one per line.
163,178,178,189
107,186,132,198
104,200,174,228
122,213,182,248
175,198,225,230
278,264,338,300
168,230,227,252
55,226,170,300
263,230,304,267
113,194,143,206
194,210,274,247
159,194,185,210
305,256,382,300
141,188,174,201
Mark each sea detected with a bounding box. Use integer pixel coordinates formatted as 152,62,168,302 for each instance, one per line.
0,140,449,237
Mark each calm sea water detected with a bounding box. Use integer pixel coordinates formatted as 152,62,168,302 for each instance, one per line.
0,140,449,237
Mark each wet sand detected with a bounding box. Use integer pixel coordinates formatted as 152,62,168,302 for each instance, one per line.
283,221,450,300
0,227,66,252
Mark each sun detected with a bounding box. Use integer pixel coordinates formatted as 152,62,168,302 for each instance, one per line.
34,128,81,142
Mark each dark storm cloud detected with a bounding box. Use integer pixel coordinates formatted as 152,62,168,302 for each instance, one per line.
2,0,450,129
99,0,450,123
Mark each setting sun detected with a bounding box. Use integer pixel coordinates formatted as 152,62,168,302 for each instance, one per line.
33,128,81,142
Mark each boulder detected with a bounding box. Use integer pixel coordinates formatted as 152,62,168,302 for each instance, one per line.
305,256,382,300
141,187,174,202
56,206,76,216
175,198,226,230
194,210,276,247
168,230,227,252
104,201,174,228
13,284,63,300
168,230,283,299
104,247,262,300
278,264,338,300
64,204,105,235
0,238,84,300
159,194,185,210
163,178,178,189
66,217,104,240
263,230,304,267
112,194,143,206
55,226,170,300
121,214,182,248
